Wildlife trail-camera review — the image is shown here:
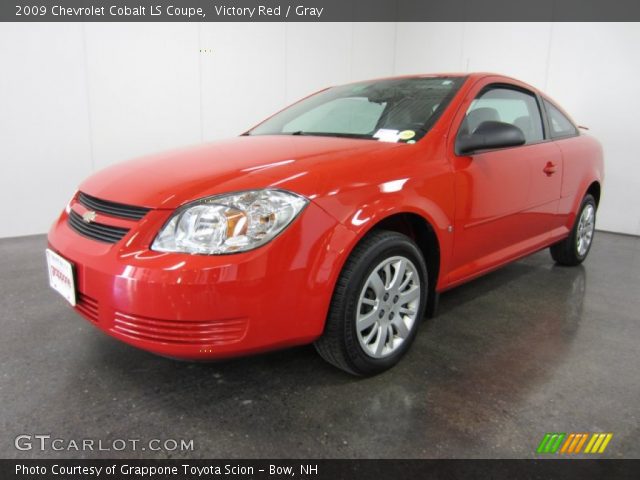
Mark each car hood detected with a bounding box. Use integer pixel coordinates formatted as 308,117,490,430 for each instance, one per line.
79,135,405,209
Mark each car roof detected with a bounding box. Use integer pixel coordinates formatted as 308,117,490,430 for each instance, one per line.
352,72,521,82
340,72,541,94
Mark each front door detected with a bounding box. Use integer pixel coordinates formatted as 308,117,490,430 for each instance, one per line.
448,84,562,285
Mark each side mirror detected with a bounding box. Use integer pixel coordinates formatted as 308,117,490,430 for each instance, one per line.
457,121,526,154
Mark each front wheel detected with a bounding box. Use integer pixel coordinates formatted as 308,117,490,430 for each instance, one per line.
550,194,597,266
314,230,428,376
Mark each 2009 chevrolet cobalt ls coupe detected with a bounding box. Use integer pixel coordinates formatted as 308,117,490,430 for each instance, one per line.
47,73,603,375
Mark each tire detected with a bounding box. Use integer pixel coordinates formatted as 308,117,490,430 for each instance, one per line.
550,194,597,266
314,230,428,376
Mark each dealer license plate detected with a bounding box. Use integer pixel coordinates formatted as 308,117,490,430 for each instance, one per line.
46,249,76,306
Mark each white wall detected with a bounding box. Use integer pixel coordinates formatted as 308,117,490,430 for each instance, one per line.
0,24,93,238
1,22,638,237
0,22,396,238
395,22,640,236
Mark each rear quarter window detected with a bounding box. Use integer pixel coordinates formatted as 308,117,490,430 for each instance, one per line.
544,99,579,139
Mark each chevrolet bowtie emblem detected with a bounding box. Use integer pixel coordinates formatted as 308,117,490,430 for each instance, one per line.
82,210,97,223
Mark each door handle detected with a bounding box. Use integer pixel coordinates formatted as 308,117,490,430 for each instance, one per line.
543,161,557,176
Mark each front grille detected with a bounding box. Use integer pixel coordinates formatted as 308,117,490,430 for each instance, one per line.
77,192,150,220
68,210,130,244
75,292,99,323
112,312,249,345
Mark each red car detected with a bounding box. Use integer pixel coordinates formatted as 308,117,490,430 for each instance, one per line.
46,73,603,375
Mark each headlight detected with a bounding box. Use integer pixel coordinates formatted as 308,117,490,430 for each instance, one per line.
151,189,308,255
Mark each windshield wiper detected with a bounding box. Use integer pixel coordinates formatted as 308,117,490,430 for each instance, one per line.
286,131,374,140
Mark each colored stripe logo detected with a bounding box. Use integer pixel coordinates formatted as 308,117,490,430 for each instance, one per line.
537,433,613,454
537,433,565,453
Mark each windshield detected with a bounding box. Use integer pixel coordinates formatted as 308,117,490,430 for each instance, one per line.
247,76,465,143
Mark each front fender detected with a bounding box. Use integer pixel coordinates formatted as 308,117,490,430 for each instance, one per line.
312,175,455,291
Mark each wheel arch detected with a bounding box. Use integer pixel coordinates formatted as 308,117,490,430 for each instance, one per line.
328,210,444,321
370,212,441,296
586,180,601,207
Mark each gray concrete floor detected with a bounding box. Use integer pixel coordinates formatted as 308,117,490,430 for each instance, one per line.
0,232,638,459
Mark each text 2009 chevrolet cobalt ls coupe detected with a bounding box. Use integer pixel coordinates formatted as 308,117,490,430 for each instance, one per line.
46,73,603,375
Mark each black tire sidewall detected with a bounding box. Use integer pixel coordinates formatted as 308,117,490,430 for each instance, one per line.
341,234,428,375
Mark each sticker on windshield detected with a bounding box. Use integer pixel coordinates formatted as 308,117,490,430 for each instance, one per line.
398,130,416,141
374,129,400,143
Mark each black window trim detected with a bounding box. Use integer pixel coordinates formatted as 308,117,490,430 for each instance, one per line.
540,96,580,140
455,82,550,156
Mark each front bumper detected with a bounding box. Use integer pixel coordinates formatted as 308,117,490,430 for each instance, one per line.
47,200,352,360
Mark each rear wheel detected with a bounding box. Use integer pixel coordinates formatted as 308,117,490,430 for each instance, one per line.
314,230,428,376
550,194,597,266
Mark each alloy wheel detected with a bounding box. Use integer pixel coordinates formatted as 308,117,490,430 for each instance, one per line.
576,204,595,256
355,256,421,358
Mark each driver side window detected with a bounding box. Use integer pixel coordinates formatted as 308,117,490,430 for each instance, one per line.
461,87,544,144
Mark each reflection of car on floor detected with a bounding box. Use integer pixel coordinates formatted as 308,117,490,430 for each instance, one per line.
46,73,603,375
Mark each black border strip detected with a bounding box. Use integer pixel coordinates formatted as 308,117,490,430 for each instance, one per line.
3,459,640,480
4,0,640,22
